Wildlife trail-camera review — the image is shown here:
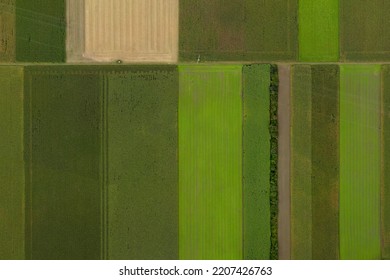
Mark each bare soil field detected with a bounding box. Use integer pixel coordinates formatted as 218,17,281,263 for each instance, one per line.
68,0,178,63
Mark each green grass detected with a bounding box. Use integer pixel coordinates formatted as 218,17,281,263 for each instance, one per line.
16,0,65,62
0,66,24,259
299,0,339,61
179,0,298,61
311,65,339,259
340,65,381,259
179,65,242,259
242,64,270,260
381,66,390,259
0,1,15,61
340,0,390,61
290,65,312,260
106,66,178,260
24,66,102,259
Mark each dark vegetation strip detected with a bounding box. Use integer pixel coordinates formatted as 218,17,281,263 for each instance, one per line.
269,64,278,260
311,65,340,259
242,64,271,260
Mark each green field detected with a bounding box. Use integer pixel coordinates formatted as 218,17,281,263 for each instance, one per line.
24,66,102,259
340,65,381,259
242,65,270,260
106,67,178,260
290,65,312,260
311,65,339,259
340,0,390,61
179,0,297,61
16,0,65,62
0,66,24,259
0,1,15,61
299,0,339,61
381,66,390,259
179,65,242,259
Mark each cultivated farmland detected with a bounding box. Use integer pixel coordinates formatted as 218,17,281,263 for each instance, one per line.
290,65,339,260
0,66,24,259
339,65,381,259
340,0,390,61
179,0,298,61
290,65,312,260
0,0,15,61
80,0,178,62
242,65,271,260
310,65,339,260
299,0,338,61
179,65,242,260
382,65,390,260
106,66,178,260
16,0,65,62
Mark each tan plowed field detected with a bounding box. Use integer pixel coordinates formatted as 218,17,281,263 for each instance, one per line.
67,0,178,63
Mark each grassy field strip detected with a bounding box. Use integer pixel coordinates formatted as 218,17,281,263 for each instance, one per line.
179,65,242,260
311,65,339,259
340,1,390,61
299,0,339,61
242,64,270,260
107,67,178,260
381,66,390,259
340,65,381,259
0,66,24,259
277,65,290,260
290,65,312,259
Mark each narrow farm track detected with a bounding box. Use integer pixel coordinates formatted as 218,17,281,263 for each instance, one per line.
277,65,291,260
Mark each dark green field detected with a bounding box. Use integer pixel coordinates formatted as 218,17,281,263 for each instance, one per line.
24,66,102,259
179,0,297,61
0,0,15,61
16,0,65,62
22,65,178,260
311,65,339,260
0,66,24,259
242,65,271,260
340,0,390,61
106,67,178,260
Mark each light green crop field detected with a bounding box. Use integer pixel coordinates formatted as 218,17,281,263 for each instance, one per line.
311,65,339,259
340,0,390,61
299,0,339,61
242,64,270,260
290,65,312,260
179,0,298,61
179,65,242,260
381,66,390,259
0,66,24,259
340,65,381,259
